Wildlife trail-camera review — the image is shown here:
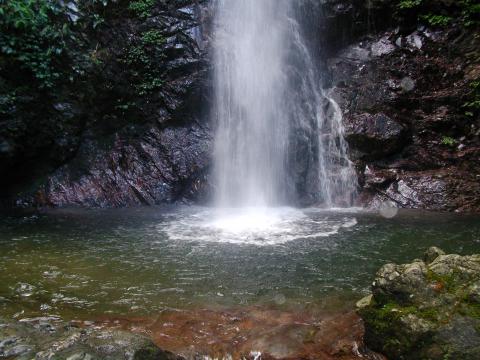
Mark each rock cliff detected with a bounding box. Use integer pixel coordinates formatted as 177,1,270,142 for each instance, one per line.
1,0,479,211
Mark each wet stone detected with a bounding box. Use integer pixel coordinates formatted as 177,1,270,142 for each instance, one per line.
0,318,181,360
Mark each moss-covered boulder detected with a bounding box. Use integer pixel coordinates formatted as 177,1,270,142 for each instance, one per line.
358,247,480,359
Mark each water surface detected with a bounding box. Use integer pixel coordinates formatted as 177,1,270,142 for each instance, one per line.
1,206,479,321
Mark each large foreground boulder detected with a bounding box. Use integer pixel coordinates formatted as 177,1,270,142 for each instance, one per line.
358,247,480,359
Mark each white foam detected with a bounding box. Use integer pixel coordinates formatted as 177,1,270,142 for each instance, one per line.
160,207,359,246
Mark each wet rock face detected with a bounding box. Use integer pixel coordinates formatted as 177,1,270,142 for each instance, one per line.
0,317,182,360
1,0,213,208
344,113,407,160
20,125,212,208
329,18,480,211
358,247,480,360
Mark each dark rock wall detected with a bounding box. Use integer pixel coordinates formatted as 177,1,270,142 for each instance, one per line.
326,1,480,212
1,0,214,208
1,0,479,211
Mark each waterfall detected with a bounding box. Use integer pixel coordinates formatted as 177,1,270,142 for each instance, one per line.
212,0,357,208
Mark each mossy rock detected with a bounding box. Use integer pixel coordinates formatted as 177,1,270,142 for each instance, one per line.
359,247,480,359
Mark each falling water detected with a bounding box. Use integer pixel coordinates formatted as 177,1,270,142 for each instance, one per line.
213,0,357,208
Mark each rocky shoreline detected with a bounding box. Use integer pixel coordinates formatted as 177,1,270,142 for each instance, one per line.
0,316,181,360
2,247,479,359
0,308,379,360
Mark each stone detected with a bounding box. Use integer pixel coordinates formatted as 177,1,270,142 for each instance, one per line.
368,174,450,211
326,6,480,213
400,77,415,92
344,113,407,160
0,317,184,360
358,249,480,360
371,37,396,57
424,247,446,264
467,281,480,303
1,0,212,209
355,294,373,309
2,0,480,214
406,32,423,50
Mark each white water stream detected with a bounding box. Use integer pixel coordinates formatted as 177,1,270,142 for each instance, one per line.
212,0,356,209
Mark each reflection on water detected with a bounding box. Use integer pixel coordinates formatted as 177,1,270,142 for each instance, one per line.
0,206,479,321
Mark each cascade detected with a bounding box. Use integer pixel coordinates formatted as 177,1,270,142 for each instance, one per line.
212,0,356,208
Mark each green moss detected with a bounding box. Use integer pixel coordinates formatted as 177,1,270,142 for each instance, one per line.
360,300,442,359
426,270,458,292
441,136,456,147
458,303,480,320
360,302,423,356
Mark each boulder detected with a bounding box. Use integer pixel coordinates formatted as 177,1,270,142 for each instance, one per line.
358,247,480,360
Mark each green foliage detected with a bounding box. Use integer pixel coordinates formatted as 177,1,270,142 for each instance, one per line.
421,14,451,27
137,77,162,95
114,100,136,113
141,30,165,46
0,91,17,115
124,45,150,67
0,0,74,88
396,0,480,27
128,0,155,18
463,80,480,116
460,0,480,27
398,0,422,10
441,136,456,147
122,28,165,96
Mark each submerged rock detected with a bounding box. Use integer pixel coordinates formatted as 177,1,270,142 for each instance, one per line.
0,317,183,360
358,247,480,360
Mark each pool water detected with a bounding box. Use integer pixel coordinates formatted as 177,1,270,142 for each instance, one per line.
1,206,479,321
